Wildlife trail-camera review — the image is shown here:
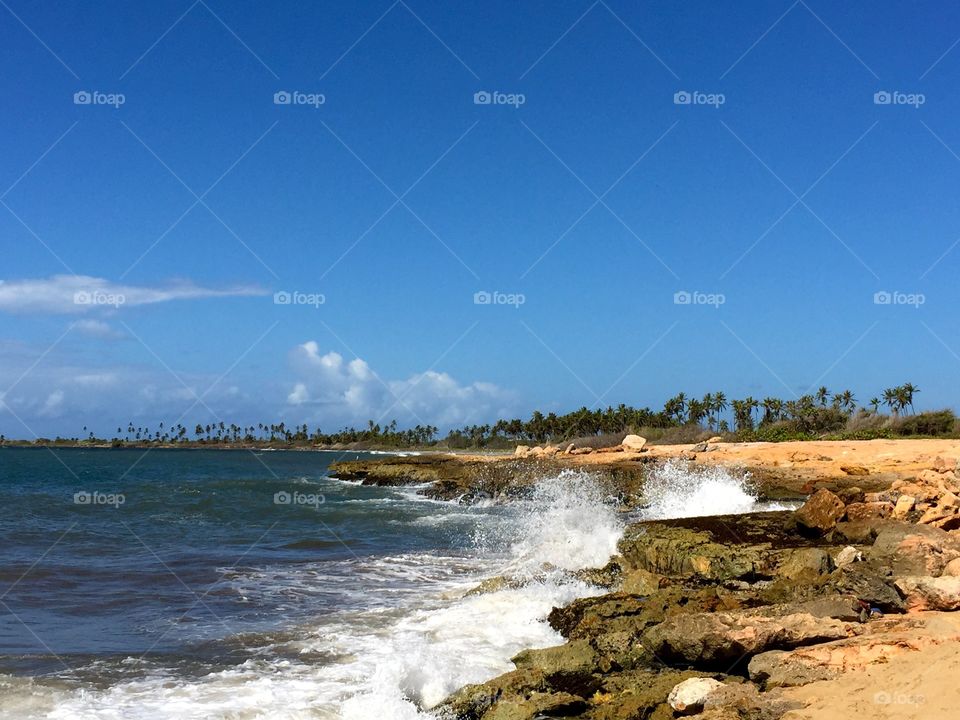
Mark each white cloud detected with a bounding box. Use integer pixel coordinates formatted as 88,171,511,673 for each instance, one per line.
74,319,125,339
0,338,517,437
0,275,266,314
285,341,515,427
39,389,65,417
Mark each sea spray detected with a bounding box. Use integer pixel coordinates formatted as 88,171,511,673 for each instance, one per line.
501,470,623,574
342,470,625,717
638,459,797,520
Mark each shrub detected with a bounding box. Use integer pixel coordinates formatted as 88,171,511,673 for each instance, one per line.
893,410,957,437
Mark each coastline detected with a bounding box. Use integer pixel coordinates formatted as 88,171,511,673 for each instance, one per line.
333,439,960,719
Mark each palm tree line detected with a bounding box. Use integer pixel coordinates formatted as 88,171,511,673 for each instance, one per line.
33,382,931,449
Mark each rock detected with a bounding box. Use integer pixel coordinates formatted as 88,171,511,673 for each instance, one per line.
843,501,894,522
827,563,905,613
482,691,587,719
944,558,960,577
570,447,593,455
893,494,916,519
748,630,955,689
899,479,938,502
541,445,559,457
836,486,864,505
941,491,960,508
918,468,945,485
834,546,862,568
777,548,832,580
707,436,723,443
592,669,713,719
621,434,647,452
564,443,575,455
548,594,649,639
618,525,769,581
465,575,526,596
869,524,960,577
748,649,837,688
641,608,857,667
701,682,802,719
793,489,846,535
440,667,548,719
692,441,709,453
894,576,960,611
668,677,725,714
918,505,956,525
514,445,531,458
574,560,622,589
512,639,598,677
840,465,870,476
620,568,662,596
933,514,960,532
832,520,882,544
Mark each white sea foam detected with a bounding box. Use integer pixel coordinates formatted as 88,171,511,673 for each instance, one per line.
639,459,798,520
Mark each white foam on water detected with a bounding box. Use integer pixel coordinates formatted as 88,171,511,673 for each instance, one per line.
13,471,622,720
639,459,797,520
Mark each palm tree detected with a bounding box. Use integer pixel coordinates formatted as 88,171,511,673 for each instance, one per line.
713,392,728,430
702,393,714,429
869,397,881,414
883,387,901,416
902,383,919,414
815,386,830,407
760,397,783,425
687,399,707,427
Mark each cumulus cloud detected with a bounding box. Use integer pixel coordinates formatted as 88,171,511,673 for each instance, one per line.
0,338,518,438
0,275,266,314
285,341,516,427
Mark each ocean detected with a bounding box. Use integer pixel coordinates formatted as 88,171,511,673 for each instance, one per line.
0,447,790,719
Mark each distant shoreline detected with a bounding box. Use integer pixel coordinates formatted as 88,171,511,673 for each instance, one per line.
0,441,512,455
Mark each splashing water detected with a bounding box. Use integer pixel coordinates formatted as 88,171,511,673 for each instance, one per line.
338,470,624,716
639,460,789,520
502,470,624,574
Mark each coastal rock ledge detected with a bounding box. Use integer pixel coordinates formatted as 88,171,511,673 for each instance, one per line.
433,449,960,720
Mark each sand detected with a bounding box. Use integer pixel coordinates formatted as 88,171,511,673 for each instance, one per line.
780,612,960,719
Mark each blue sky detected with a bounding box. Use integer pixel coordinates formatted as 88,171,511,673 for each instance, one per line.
2,0,959,437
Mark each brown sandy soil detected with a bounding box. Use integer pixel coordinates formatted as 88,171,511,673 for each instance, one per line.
781,612,960,720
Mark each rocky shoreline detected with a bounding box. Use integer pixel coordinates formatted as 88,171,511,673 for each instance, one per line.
331,440,960,719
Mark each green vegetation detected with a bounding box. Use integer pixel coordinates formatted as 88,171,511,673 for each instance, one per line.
0,383,954,450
